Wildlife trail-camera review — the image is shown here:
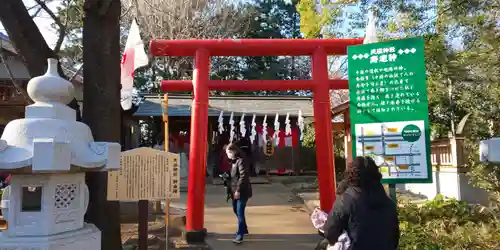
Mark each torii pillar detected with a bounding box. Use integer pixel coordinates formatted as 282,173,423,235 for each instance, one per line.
149,38,364,242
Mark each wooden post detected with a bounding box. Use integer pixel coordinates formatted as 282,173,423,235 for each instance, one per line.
388,184,397,203
163,94,170,250
138,200,149,250
343,111,353,167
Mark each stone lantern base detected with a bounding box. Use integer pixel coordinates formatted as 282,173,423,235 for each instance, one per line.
0,223,100,250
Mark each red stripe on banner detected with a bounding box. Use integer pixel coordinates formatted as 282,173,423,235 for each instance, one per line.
278,130,286,147
257,125,263,134
267,128,274,138
292,127,299,147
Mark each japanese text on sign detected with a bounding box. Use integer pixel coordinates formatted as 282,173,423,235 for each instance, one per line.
107,147,180,201
349,41,425,116
352,65,421,114
348,37,432,184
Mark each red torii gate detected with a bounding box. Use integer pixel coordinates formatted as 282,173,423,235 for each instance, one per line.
149,38,364,242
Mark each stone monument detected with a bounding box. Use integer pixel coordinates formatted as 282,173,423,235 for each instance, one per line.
0,58,121,249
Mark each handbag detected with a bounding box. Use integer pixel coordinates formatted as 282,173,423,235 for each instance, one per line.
327,231,351,250
311,207,351,250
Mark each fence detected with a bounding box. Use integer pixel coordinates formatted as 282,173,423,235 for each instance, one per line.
253,136,467,175
430,137,468,172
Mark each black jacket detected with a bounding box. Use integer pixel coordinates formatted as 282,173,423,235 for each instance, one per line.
324,180,399,250
229,155,253,199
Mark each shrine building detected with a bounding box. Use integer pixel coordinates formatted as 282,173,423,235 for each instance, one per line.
133,94,319,175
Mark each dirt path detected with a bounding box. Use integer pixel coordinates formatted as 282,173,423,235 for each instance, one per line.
120,178,322,249
202,182,320,249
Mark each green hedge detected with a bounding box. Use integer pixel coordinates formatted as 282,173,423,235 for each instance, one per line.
398,195,500,249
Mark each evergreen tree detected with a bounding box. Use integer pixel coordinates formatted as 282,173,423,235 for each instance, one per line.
240,0,310,95
297,0,500,201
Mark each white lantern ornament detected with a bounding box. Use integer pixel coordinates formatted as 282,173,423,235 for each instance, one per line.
0,59,121,250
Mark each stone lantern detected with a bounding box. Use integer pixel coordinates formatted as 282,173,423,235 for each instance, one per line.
0,58,121,249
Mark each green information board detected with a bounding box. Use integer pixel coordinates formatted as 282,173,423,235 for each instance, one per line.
347,37,432,184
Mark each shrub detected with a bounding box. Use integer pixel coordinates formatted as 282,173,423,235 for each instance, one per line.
398,195,500,249
464,141,500,205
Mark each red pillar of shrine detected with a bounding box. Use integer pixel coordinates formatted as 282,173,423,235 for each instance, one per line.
185,49,210,240
312,48,336,212
150,38,365,241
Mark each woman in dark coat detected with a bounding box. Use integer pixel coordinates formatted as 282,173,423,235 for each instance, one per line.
225,143,253,244
236,138,256,176
323,156,400,250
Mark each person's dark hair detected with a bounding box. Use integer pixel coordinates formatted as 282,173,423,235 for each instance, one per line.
226,142,244,157
345,156,382,187
235,138,251,155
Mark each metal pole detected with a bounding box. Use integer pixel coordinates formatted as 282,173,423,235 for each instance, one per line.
138,200,148,250
163,94,170,249
389,184,397,202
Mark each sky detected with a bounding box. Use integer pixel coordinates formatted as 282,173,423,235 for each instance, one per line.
0,0,60,49
0,0,448,52
0,0,367,51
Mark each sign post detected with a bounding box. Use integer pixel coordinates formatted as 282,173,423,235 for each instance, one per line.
348,37,432,190
107,147,180,250
162,93,170,250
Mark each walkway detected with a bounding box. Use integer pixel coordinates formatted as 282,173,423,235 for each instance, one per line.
202,182,320,249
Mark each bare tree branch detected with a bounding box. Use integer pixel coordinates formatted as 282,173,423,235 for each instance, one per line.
0,0,82,120
34,0,66,53
27,0,52,15
30,7,44,18
124,0,252,79
69,63,83,81
330,89,349,108
121,2,134,19
0,0,59,76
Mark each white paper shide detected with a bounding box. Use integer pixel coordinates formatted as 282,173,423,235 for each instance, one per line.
229,112,235,142
262,115,268,142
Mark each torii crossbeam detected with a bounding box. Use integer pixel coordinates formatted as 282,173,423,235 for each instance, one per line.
149,38,364,242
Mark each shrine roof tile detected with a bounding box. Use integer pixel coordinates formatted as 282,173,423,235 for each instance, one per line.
134,94,314,117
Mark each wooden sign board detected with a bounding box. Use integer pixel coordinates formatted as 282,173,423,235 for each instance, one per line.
107,147,180,201
263,138,275,156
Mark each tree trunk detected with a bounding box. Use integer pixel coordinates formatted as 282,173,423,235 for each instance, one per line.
82,1,122,249
0,0,82,120
0,0,57,75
